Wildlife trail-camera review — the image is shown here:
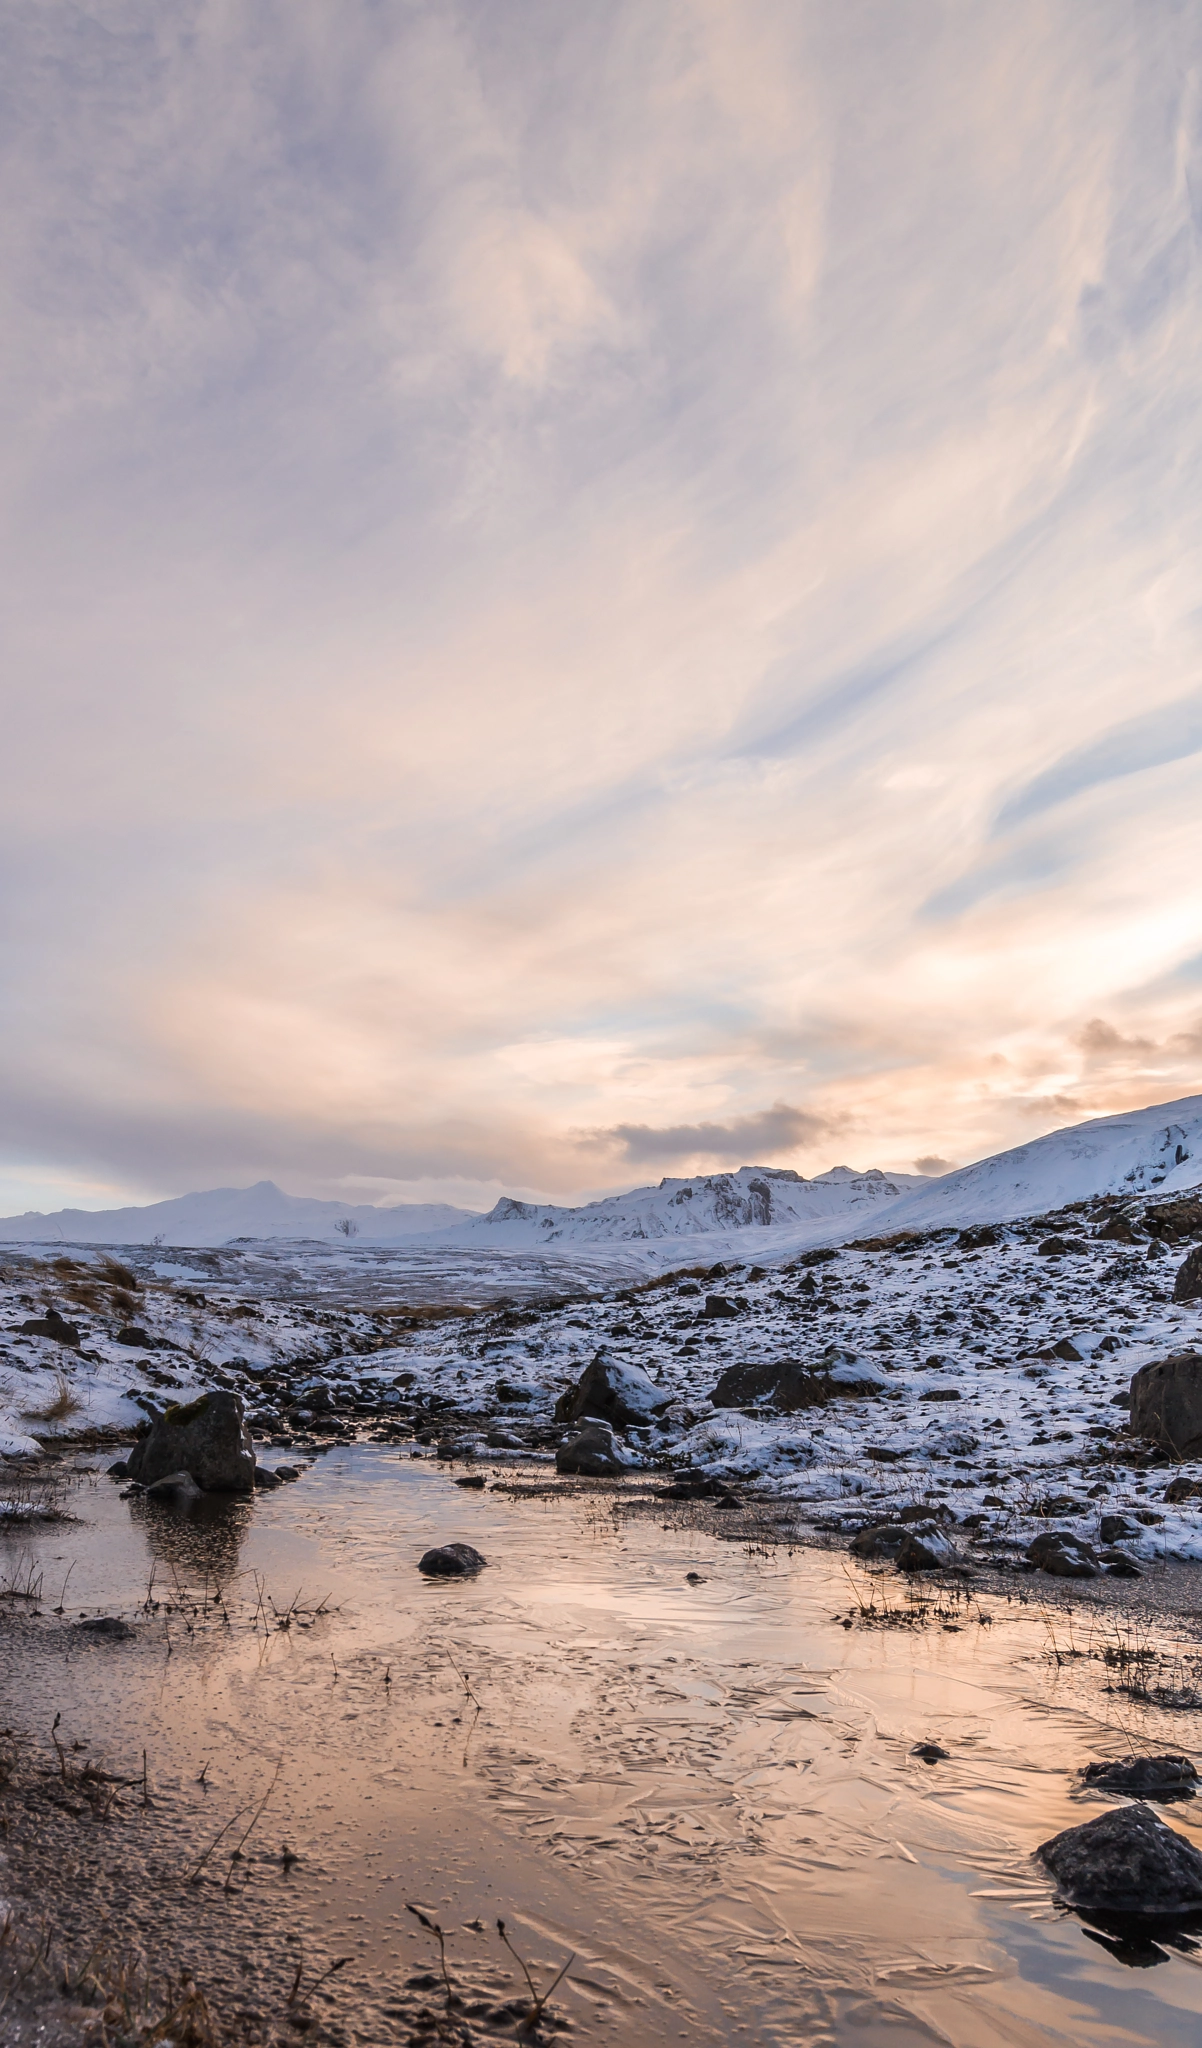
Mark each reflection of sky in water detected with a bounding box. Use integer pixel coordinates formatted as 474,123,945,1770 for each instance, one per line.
11,1449,1202,2047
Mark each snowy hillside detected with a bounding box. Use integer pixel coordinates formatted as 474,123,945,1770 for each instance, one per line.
0,1180,475,1248
434,1163,930,1246
874,1094,1202,1236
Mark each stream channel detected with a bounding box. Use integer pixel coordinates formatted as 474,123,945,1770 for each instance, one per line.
7,1448,1202,2048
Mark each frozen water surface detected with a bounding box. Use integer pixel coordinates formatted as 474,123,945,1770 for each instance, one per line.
7,1450,1202,2046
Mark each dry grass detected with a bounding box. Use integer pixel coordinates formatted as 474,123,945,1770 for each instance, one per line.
20,1370,84,1426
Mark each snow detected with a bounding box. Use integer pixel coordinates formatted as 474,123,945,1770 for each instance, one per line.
2,1092,1202,1582
0,1180,476,1247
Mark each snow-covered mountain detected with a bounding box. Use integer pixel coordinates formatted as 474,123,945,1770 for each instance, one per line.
871,1094,1202,1236
4,1093,1199,1255
0,1180,475,1248
431,1163,931,1246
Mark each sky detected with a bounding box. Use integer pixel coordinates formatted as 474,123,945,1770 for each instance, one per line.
2,0,1202,1217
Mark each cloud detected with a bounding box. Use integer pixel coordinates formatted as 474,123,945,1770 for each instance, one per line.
913,1156,956,1177
596,1103,834,1168
1,3,1202,1212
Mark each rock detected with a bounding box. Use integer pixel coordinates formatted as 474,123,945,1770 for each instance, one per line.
485,1427,526,1450
124,1390,255,1493
116,1326,155,1348
418,1543,486,1577
556,1420,630,1476
703,1295,740,1319
1038,1802,1202,1916
1036,1494,1084,1518
712,1350,883,1411
912,1742,950,1763
659,1472,725,1499
74,1616,135,1640
919,1387,962,1402
436,1438,469,1460
274,1465,302,1480
1100,1514,1142,1543
850,1519,957,1567
897,1528,958,1572
1037,1236,1089,1257
1164,1476,1202,1503
1100,1551,1142,1578
1051,1338,1084,1362
1026,1529,1099,1578
1129,1350,1202,1458
144,1470,203,1503
864,1445,903,1462
850,1522,911,1559
454,1474,487,1490
1081,1756,1198,1802
714,1493,742,1511
253,1466,284,1488
553,1352,670,1429
1175,1246,1202,1304
106,1459,130,1479
19,1309,81,1347
1098,1212,1140,1243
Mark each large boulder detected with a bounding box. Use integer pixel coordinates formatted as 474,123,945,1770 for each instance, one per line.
1129,1350,1202,1458
556,1420,630,1476
713,1349,883,1411
553,1352,669,1429
18,1309,80,1348
1175,1246,1202,1304
1038,1803,1202,1916
125,1391,255,1493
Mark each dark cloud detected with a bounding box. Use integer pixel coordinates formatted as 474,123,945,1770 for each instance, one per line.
597,1102,832,1168
913,1155,955,1176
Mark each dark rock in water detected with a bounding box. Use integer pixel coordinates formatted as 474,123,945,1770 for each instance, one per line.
253,1466,284,1488
912,1742,950,1763
74,1616,135,1641
418,1543,486,1577
455,1474,487,1490
658,1469,725,1500
144,1469,203,1504
556,1420,630,1476
1026,1530,1099,1578
116,1326,156,1348
273,1465,302,1481
125,1390,255,1493
1163,1476,1202,1503
1082,1757,1198,1802
1038,1803,1202,1916
1129,1351,1202,1458
1174,1246,1202,1304
107,1460,130,1479
554,1352,670,1428
18,1308,81,1347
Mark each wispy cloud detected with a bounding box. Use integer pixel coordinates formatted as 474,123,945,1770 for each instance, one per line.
1,2,1201,1212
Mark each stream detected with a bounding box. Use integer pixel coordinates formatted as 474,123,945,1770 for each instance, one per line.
6,1448,1202,2047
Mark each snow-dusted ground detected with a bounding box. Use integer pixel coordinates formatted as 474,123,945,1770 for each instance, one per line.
0,1190,1200,1575
2,1094,1201,1582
